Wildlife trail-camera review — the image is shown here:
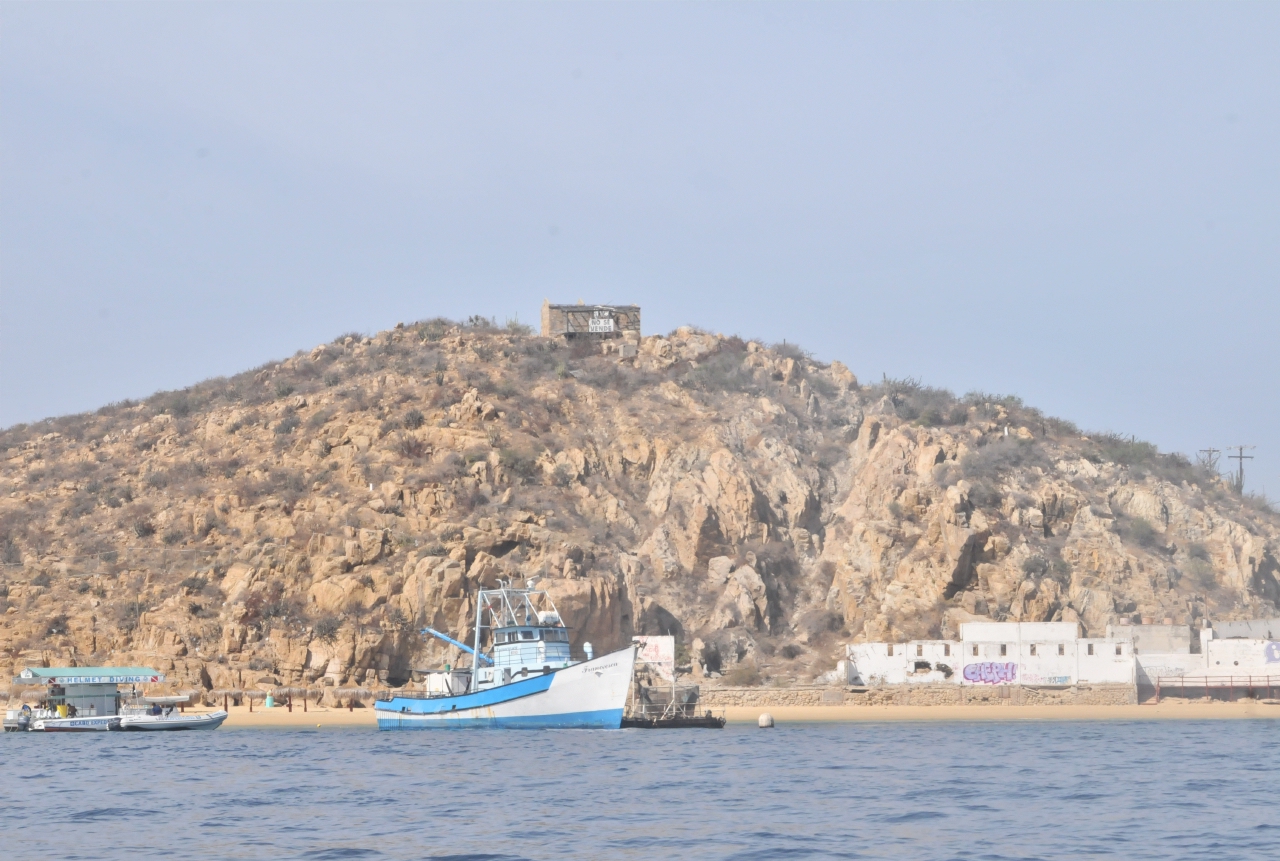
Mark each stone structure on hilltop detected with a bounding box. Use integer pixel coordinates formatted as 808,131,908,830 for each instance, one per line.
1,319,1277,705
540,300,641,339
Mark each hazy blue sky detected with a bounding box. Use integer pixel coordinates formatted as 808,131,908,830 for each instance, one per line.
3,2,1278,490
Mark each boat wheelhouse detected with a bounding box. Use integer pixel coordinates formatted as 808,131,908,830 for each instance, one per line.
375,580,635,729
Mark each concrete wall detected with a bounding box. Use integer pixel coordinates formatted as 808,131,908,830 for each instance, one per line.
1015,642,1077,686
904,640,961,684
846,640,963,685
959,621,1081,642
1077,640,1134,684
1210,618,1280,639
1106,624,1192,654
959,622,1085,686
1204,637,1280,674
1134,653,1207,687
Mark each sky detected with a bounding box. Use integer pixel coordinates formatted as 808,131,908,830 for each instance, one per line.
2,2,1278,491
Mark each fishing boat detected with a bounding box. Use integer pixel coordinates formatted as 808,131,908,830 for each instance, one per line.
375,579,636,729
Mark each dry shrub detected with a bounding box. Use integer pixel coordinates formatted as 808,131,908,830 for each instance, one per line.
723,662,762,686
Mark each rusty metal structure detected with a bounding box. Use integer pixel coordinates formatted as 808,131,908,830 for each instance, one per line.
540,300,641,339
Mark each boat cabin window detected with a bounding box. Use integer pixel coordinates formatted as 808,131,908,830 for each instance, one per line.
520,630,536,640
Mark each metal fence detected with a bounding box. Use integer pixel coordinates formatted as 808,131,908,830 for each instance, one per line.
1153,674,1280,703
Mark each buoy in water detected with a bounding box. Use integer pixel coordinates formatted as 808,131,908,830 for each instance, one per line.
758,712,775,728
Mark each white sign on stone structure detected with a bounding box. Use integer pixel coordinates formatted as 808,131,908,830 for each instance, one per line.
588,316,615,333
633,635,675,681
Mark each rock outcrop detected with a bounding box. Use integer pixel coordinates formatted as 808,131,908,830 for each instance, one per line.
1,319,1276,697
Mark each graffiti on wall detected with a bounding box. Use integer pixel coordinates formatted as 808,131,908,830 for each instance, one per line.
1021,673,1072,685
1265,642,1280,664
963,662,1018,684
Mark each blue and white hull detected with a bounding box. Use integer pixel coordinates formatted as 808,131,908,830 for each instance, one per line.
375,647,635,729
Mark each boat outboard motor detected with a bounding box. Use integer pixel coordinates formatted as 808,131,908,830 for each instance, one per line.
584,642,593,661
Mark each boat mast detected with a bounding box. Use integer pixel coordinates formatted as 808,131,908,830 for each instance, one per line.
469,592,485,693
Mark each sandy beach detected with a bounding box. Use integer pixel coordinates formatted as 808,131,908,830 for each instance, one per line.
195,704,378,729
179,699,1280,729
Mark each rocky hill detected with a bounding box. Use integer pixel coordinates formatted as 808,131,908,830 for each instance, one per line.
2,318,1277,699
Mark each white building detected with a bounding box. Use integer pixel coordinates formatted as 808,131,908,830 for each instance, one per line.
846,621,1133,687
1134,628,1280,689
844,618,1280,695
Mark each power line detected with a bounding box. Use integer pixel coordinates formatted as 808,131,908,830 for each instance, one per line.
1226,445,1254,494
1197,447,1221,472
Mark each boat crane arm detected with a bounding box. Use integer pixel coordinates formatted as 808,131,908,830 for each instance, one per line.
422,627,493,665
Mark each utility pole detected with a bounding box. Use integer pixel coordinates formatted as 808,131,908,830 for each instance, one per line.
1226,445,1254,494
1197,447,1221,472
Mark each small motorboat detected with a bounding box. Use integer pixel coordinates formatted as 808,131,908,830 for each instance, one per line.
119,708,228,731
118,696,227,731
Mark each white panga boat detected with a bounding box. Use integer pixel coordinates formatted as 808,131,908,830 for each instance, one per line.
119,696,228,731
375,579,636,729
119,710,228,730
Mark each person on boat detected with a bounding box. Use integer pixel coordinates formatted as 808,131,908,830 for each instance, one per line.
149,703,162,716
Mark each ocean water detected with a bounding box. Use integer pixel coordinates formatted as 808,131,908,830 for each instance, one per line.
1,719,1276,860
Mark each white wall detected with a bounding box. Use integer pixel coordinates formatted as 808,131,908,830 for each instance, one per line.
904,640,962,684
847,622,1280,690
845,641,961,685
1210,618,1280,639
959,621,1081,642
1137,639,1280,693
959,622,1087,686
1204,638,1280,674
846,642,908,686
1106,624,1192,654
1076,639,1134,684
1134,653,1207,687
1016,641,1077,686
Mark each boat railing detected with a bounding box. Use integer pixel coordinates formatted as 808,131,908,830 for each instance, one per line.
627,683,710,720
376,689,454,702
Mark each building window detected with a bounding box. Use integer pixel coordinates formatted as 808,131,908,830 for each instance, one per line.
972,645,979,656
1030,644,1037,656
944,644,951,657
1058,644,1065,656
1000,644,1007,657
1116,645,1123,656
917,645,923,657
888,645,894,657
1088,644,1095,656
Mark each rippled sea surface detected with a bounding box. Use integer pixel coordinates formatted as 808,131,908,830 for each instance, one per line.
2,719,1277,860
